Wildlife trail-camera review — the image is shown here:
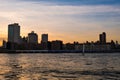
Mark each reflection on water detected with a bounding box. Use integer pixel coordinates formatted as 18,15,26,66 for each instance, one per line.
0,53,120,80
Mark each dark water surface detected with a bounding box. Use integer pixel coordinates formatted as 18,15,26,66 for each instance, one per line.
0,53,120,80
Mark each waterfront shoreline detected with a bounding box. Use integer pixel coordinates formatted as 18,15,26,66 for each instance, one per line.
0,50,120,53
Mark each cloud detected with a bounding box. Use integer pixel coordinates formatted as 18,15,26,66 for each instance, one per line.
0,0,120,16
20,0,120,6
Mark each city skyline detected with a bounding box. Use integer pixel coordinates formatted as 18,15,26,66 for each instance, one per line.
0,0,120,45
3,23,117,45
4,23,113,51
6,23,108,44
1,23,118,52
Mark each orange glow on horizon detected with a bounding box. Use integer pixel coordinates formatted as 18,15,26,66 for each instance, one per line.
0,24,120,46
0,32,120,47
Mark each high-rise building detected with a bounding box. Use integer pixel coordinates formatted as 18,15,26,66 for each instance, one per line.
99,32,106,44
8,23,21,43
41,34,48,43
41,34,48,50
28,31,38,44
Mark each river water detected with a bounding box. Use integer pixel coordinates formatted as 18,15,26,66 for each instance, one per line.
0,53,120,80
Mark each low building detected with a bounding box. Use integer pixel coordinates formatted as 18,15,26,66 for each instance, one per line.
74,43,111,52
75,44,83,51
2,40,7,48
65,43,75,50
51,40,63,50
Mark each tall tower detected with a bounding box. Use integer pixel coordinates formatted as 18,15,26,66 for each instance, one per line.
41,34,48,43
99,34,102,43
8,23,21,43
99,32,106,44
102,32,106,43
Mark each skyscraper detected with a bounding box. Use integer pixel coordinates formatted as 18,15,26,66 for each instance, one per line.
99,32,106,44
8,23,21,43
41,34,48,43
41,34,48,50
28,31,38,44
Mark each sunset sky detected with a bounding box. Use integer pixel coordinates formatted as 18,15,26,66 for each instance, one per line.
0,0,120,45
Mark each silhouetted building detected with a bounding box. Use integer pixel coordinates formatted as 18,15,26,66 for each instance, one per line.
8,23,21,43
6,42,19,50
110,40,115,49
2,40,7,48
28,31,38,44
84,43,111,52
40,41,51,50
21,36,28,44
41,34,48,43
40,34,48,50
40,42,48,50
99,32,106,44
75,44,83,51
65,43,75,50
51,40,63,50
